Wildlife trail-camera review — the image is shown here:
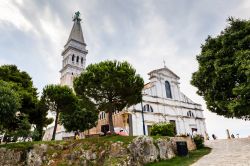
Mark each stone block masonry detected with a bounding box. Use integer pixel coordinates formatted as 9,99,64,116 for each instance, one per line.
0,136,196,166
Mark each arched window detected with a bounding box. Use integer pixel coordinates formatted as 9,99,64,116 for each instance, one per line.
99,111,106,119
81,57,83,64
113,110,121,114
72,54,75,62
76,56,79,63
187,111,195,118
143,104,153,112
165,81,172,98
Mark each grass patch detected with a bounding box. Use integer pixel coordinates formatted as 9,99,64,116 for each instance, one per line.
0,135,135,150
0,141,41,150
151,136,170,141
0,140,68,150
146,147,211,166
82,135,135,146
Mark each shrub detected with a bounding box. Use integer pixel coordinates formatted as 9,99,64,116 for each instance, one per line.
150,122,175,136
193,135,204,149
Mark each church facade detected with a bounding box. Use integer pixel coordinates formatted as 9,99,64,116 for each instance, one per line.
43,13,207,140
88,67,207,137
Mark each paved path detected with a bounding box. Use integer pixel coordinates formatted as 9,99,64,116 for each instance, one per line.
192,138,250,166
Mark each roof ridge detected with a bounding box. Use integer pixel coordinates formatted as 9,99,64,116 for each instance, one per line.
148,67,180,79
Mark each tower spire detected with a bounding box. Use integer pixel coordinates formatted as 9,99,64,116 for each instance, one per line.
60,11,88,88
67,11,85,45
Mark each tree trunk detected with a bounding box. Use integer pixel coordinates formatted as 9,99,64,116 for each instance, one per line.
37,125,43,141
52,111,59,140
108,111,115,133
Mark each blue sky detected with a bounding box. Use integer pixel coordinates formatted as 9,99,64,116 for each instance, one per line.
0,0,250,138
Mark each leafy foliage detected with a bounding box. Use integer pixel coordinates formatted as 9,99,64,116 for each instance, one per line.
0,81,21,130
60,97,98,132
11,114,32,141
193,135,204,149
31,101,54,141
150,122,175,136
191,18,250,119
41,85,77,140
74,60,144,132
0,65,53,141
0,65,38,116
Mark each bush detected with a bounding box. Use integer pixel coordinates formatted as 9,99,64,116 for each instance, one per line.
193,135,204,149
150,122,175,136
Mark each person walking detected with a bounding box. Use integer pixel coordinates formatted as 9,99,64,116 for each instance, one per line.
212,134,217,140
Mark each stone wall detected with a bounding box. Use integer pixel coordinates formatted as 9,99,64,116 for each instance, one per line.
170,136,196,151
0,136,196,166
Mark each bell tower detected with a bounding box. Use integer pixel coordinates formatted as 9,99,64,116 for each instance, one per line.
60,11,88,88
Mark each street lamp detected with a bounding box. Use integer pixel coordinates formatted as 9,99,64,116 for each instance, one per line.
140,101,146,135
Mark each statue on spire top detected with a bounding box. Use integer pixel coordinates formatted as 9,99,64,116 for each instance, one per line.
73,11,81,22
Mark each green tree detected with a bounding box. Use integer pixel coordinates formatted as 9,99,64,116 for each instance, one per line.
11,114,31,142
31,100,54,141
0,65,52,140
74,60,144,133
0,81,21,131
41,85,77,140
0,65,38,115
60,97,98,132
191,18,250,119
0,81,33,142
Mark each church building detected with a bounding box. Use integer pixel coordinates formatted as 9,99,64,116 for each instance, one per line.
43,12,207,140
89,67,207,137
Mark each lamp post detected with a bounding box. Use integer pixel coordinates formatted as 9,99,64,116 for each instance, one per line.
140,101,146,135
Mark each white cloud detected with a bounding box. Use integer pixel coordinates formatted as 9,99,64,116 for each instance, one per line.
102,16,117,36
0,1,33,32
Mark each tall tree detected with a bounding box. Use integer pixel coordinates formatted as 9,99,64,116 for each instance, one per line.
0,81,21,132
74,60,144,133
41,85,77,140
0,65,52,140
31,100,54,141
60,97,98,132
0,80,32,142
191,18,250,119
0,65,37,115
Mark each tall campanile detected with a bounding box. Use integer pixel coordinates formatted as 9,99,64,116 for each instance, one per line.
60,11,88,88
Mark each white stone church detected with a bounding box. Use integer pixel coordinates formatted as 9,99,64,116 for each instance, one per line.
43,12,207,140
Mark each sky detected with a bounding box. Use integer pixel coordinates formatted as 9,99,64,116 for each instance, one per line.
0,0,250,139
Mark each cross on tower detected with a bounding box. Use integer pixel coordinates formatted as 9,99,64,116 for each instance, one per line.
163,60,166,68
